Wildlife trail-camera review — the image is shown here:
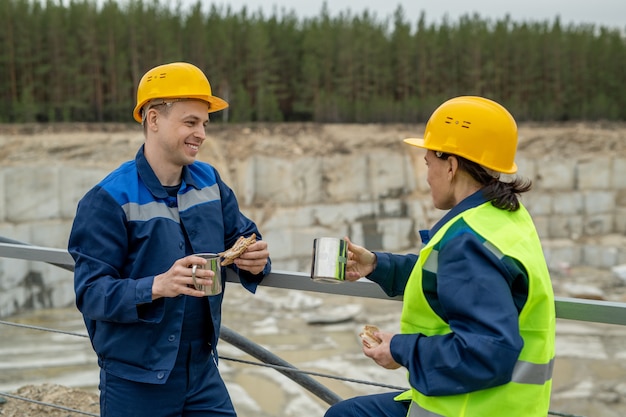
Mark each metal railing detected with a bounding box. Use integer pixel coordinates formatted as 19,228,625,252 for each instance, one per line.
1,238,625,326
1,237,625,417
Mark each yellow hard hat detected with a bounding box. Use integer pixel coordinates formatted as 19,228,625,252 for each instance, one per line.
133,62,229,123
404,96,518,174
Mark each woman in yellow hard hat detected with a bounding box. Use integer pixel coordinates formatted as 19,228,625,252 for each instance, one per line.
326,96,555,417
69,62,271,417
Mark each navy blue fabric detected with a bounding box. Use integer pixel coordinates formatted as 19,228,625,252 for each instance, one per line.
69,145,270,385
100,340,236,417
324,392,409,417
367,190,528,395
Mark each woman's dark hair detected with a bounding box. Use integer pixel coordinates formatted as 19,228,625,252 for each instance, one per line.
436,152,531,211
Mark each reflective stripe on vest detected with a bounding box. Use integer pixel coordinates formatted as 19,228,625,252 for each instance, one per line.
409,401,446,417
512,358,555,385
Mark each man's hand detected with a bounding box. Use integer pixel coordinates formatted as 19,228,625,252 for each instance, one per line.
152,255,214,299
232,240,269,275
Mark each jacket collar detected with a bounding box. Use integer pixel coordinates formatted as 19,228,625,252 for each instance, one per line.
421,189,488,244
135,145,199,199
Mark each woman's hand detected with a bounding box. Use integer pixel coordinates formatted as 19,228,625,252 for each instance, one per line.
344,236,377,281
362,330,401,370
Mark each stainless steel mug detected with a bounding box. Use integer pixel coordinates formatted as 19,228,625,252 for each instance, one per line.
310,237,348,283
191,253,223,296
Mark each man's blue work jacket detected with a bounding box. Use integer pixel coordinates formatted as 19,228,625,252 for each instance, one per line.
68,146,270,384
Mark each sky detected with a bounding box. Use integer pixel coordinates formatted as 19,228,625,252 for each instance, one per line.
178,0,626,30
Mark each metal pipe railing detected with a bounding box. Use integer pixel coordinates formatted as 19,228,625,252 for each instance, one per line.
1,239,625,326
0,237,620,417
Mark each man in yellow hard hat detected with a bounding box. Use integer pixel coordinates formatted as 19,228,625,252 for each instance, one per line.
69,62,271,416
326,96,555,417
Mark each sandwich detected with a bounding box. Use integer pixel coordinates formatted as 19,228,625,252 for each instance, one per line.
359,324,382,348
220,233,257,266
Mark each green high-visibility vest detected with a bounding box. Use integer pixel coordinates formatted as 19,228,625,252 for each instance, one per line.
396,202,555,417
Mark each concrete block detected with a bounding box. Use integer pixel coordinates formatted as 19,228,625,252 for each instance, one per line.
552,192,584,215
406,199,430,231
515,156,537,182
31,261,73,285
379,199,406,218
615,208,626,234
354,218,385,251
583,214,614,236
377,218,414,252
261,206,316,230
406,149,429,194
31,263,74,308
230,157,257,207
612,158,626,189
59,167,109,219
524,193,552,216
534,159,576,191
0,223,30,291
263,229,295,261
618,247,626,265
542,239,583,269
310,201,377,226
0,287,27,317
403,154,418,194
425,206,447,228
253,156,323,205
323,154,369,202
271,258,301,273
577,157,612,190
0,170,5,222
0,222,31,243
532,216,550,240
368,150,410,199
583,191,615,215
26,220,73,249
347,222,365,247
50,279,76,308
5,166,61,222
0,257,29,291
548,215,584,239
583,244,618,269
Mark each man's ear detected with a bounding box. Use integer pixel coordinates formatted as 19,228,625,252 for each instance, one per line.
146,108,159,131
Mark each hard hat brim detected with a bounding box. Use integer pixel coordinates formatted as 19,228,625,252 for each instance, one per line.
132,95,229,123
403,138,427,149
403,137,518,174
206,96,229,114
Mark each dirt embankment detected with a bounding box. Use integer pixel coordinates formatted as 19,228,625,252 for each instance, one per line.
0,384,99,417
0,122,625,170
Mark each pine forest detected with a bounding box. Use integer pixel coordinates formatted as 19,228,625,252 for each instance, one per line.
1,0,625,123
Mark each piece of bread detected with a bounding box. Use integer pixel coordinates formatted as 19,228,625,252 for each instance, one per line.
359,324,382,348
220,233,257,266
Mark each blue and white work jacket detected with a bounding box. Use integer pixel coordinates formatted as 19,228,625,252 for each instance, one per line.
69,146,270,384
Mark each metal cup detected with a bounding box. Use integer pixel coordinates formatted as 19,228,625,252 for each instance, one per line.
191,253,223,296
310,237,348,283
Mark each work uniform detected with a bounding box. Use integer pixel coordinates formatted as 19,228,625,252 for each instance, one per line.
69,146,270,416
325,190,555,417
